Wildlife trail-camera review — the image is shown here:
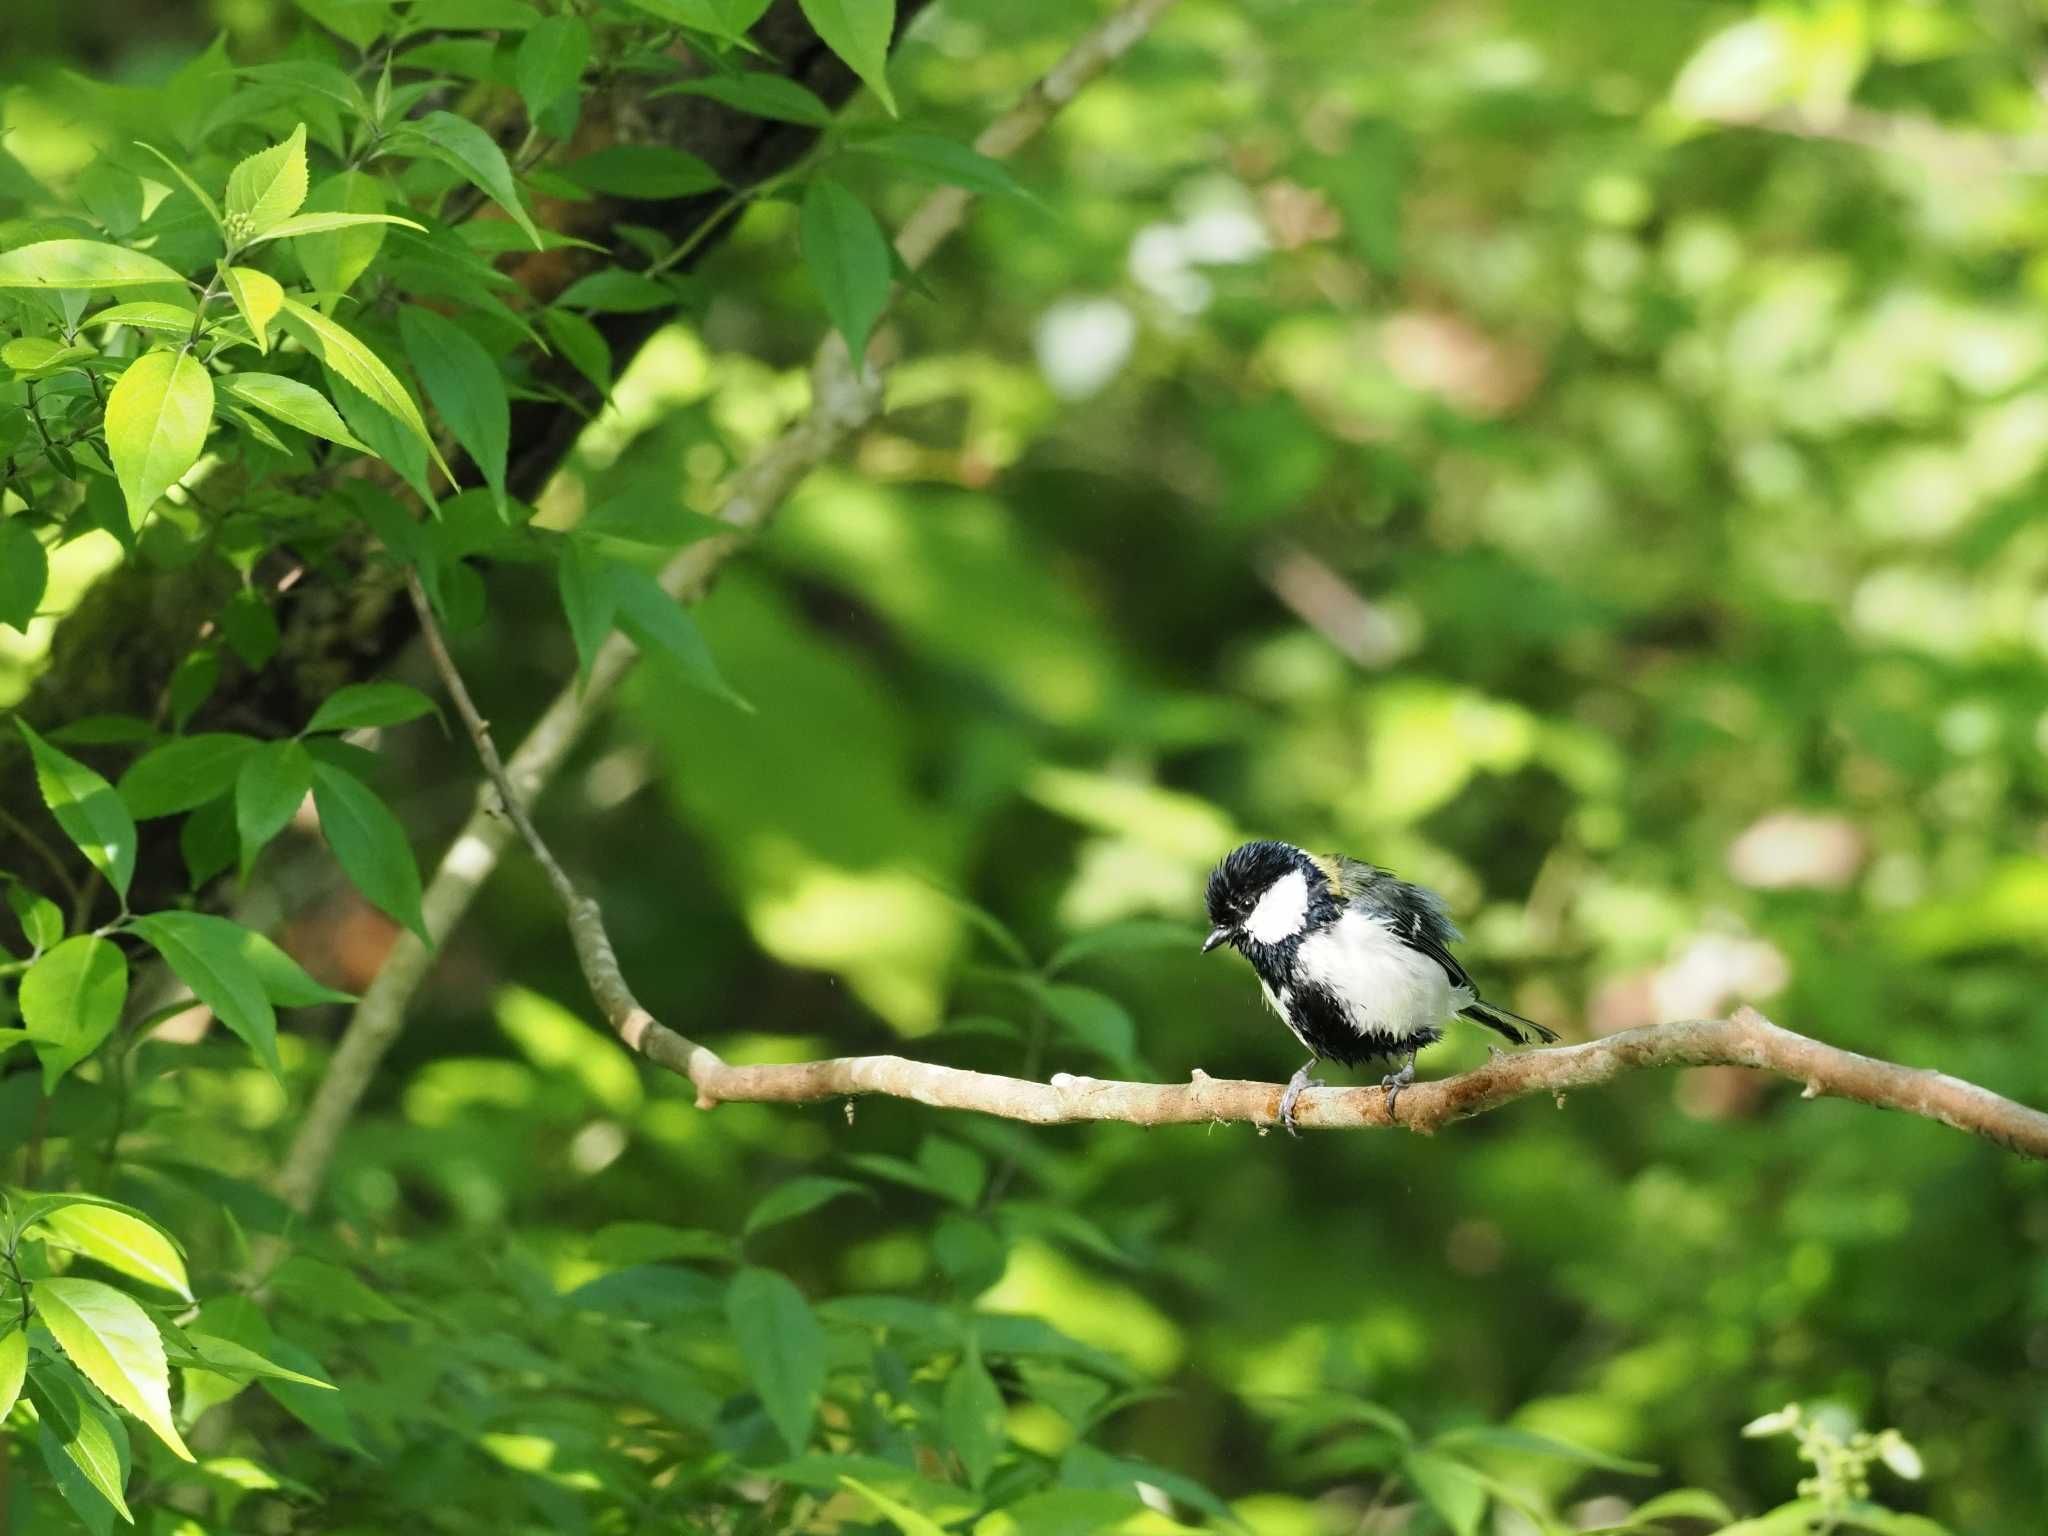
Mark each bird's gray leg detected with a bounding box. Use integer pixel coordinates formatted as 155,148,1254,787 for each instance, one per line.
1380,1049,1417,1120
1279,1056,1322,1137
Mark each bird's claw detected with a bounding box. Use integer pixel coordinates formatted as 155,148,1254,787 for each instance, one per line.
1279,1066,1323,1137
1380,1060,1416,1121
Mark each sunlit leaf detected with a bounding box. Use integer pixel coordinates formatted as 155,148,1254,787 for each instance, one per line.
105,349,214,525
0,240,185,291
19,935,127,1090
798,0,896,114
16,720,136,899
33,1277,194,1461
217,372,371,452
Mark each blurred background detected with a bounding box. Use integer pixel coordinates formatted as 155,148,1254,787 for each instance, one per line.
8,0,2048,1529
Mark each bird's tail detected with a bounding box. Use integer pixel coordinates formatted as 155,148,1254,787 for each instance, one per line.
1461,999,1559,1046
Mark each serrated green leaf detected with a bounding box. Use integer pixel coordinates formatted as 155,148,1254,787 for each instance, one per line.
217,371,372,453
304,681,438,733
309,760,427,939
33,1277,194,1461
19,936,128,1091
106,350,214,525
727,1267,824,1453
85,301,199,337
16,720,135,899
3,336,98,379
35,1204,192,1301
398,306,508,508
800,177,890,362
221,265,283,352
245,209,426,245
276,298,451,480
0,239,186,291
30,1375,131,1525
128,911,281,1075
116,732,258,819
225,124,309,241
397,111,542,249
798,0,896,114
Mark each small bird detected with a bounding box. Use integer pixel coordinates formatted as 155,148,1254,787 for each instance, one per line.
1201,839,1556,1134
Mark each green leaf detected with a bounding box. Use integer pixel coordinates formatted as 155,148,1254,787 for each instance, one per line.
800,177,891,362
1028,981,1138,1071
0,239,186,291
309,760,428,939
516,15,589,119
559,146,724,199
277,298,451,481
609,560,749,709
294,172,395,297
33,1277,194,1462
622,0,770,40
656,72,832,126
839,1477,949,1536
30,1375,131,1525
234,741,313,876
1403,1450,1488,1536
1045,919,1205,974
221,264,283,352
132,140,224,232
304,681,439,734
3,337,98,379
398,306,508,508
0,1327,24,1423
245,210,427,245
541,308,610,394
798,0,897,114
6,878,64,950
221,590,281,669
116,732,258,819
225,124,309,240
398,111,543,249
167,1332,333,1390
217,372,372,453
19,936,128,1091
727,1267,825,1454
128,910,281,1075
240,928,354,1007
554,268,678,313
852,131,1036,203
0,517,48,631
943,1340,1005,1489
1431,1425,1658,1476
105,350,215,526
557,537,617,690
743,1176,875,1237
258,1338,366,1454
16,720,136,899
34,1205,192,1302
85,301,200,338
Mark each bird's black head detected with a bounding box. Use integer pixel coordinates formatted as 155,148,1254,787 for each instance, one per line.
1202,839,1333,956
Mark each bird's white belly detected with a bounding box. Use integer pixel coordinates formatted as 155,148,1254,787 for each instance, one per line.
1296,911,1470,1040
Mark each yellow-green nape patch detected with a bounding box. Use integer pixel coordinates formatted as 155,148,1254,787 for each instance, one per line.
1309,851,1346,891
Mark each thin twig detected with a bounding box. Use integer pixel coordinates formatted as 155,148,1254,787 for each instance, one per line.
272,0,1186,1214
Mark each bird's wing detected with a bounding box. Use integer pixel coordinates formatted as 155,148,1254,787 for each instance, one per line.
1325,854,1475,991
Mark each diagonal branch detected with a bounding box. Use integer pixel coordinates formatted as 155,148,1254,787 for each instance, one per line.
272,0,1185,1214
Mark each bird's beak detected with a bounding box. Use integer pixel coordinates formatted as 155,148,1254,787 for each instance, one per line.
1201,925,1234,955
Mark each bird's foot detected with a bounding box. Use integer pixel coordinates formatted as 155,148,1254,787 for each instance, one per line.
1380,1059,1417,1120
1279,1065,1323,1137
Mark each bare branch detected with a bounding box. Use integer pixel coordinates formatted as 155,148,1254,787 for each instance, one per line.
634,1007,2048,1160
273,0,1186,1214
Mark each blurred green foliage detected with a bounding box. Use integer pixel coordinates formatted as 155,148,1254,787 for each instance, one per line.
3,0,2048,1530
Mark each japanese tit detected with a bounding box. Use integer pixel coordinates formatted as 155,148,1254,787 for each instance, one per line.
1202,839,1556,1134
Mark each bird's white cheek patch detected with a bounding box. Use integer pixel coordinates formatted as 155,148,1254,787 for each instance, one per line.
1244,868,1309,945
